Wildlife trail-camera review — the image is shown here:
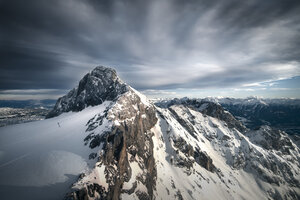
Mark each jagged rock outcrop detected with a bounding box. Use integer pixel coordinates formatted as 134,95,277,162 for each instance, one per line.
44,66,158,200
154,102,300,200
65,88,158,200
244,126,300,188
155,98,246,132
46,66,128,118
246,126,296,153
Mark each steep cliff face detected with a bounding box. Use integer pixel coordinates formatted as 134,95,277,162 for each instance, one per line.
46,66,128,118
44,66,158,199
65,88,158,200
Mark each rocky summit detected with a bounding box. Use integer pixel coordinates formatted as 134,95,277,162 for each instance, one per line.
0,66,299,200
46,66,128,118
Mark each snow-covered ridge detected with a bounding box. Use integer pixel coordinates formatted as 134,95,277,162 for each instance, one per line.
154,96,300,107
155,97,246,132
155,97,300,135
152,104,300,199
204,96,300,107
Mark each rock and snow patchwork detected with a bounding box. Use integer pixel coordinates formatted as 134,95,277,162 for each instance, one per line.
65,88,158,200
66,93,299,200
153,104,300,200
0,66,299,200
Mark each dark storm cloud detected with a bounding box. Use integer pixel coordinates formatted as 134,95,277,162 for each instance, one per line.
0,0,300,98
0,44,72,89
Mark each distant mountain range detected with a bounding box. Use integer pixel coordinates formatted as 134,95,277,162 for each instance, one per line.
206,97,300,135
155,97,300,135
0,99,56,127
0,99,56,109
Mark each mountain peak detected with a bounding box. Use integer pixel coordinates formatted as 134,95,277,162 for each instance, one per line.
90,66,117,80
46,66,128,118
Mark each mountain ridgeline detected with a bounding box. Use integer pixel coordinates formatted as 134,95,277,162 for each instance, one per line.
212,97,300,135
1,66,299,200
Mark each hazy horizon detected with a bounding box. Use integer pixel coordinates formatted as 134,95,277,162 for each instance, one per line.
0,75,300,100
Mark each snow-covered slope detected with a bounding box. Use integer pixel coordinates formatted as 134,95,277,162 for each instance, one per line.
0,66,299,200
152,105,299,200
0,102,112,200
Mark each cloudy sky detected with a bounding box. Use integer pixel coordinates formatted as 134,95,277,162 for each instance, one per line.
1,0,300,100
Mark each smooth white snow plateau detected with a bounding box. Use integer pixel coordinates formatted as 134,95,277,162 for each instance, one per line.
0,102,111,200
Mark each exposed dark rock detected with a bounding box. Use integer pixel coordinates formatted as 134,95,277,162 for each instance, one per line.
136,190,151,200
192,101,246,132
71,89,158,200
169,107,197,139
89,153,97,160
290,134,300,148
78,173,85,180
175,190,184,200
64,188,88,200
232,153,245,169
194,148,215,172
89,184,106,198
171,179,176,189
172,136,216,172
65,183,106,200
46,66,128,118
156,98,246,132
88,134,103,149
246,126,295,154
175,156,194,170
173,137,194,157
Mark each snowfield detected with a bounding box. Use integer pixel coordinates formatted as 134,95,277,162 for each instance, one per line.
0,102,112,200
